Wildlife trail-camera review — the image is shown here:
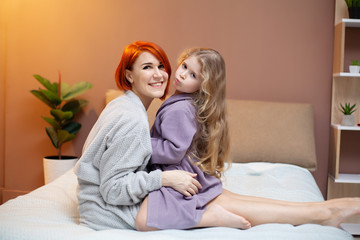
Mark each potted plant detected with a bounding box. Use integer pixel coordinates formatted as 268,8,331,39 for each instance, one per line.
345,0,360,19
339,102,357,126
30,73,92,183
349,60,360,74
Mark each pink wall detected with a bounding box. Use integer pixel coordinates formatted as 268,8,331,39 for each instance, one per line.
0,0,336,202
0,1,5,203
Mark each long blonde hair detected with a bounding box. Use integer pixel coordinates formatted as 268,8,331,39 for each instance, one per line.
178,48,230,178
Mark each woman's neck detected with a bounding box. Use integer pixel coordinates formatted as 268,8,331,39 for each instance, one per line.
142,99,153,110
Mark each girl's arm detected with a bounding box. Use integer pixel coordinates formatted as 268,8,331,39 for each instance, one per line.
150,104,197,165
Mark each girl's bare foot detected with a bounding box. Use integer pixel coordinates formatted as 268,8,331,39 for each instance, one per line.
321,198,360,227
201,204,251,229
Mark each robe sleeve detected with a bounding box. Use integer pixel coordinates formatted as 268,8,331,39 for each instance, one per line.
98,113,162,206
150,102,197,165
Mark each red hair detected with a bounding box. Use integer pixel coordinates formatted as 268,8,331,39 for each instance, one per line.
115,41,171,100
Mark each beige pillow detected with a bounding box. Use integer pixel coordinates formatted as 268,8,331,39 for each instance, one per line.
227,100,317,171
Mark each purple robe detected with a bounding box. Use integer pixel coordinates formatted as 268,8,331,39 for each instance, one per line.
146,93,222,229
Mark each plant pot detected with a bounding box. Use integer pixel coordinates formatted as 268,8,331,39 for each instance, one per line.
348,7,360,19
349,65,360,74
43,156,78,184
341,115,355,126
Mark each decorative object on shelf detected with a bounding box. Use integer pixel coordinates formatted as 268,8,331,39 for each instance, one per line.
349,60,360,73
339,102,357,126
30,73,92,183
345,0,360,19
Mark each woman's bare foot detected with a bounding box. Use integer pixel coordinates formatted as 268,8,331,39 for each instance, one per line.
199,204,251,229
320,198,360,227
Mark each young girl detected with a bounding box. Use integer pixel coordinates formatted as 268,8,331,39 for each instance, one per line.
136,47,360,231
136,48,251,230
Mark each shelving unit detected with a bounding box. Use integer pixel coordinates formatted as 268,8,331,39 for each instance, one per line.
328,19,360,234
334,72,360,77
331,2,360,236
342,18,360,27
333,19,360,74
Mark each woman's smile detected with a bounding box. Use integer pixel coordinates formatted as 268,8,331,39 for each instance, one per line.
149,81,164,88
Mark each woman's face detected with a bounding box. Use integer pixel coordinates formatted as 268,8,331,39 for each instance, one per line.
174,56,203,94
126,51,168,108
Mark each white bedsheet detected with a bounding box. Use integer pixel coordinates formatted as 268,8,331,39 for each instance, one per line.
0,162,353,240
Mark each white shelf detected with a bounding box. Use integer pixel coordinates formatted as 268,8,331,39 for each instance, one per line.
331,124,360,131
330,173,360,184
333,72,360,77
343,18,360,28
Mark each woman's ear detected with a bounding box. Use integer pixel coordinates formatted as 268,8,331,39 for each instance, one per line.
125,69,133,83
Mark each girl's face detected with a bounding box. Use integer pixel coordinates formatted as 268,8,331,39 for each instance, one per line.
126,51,168,108
174,56,203,94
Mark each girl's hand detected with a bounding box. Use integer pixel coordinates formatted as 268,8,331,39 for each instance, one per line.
161,170,202,197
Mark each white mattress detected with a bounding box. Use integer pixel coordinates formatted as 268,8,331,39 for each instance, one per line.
0,162,353,240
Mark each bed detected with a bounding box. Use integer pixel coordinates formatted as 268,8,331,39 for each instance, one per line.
0,90,354,240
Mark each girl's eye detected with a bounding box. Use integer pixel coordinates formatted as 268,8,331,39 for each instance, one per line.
191,73,196,79
182,63,187,69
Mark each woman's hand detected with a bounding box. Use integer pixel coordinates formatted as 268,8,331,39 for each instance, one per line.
161,170,202,197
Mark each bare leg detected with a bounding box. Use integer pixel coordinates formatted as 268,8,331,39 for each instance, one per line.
193,204,251,229
136,197,159,231
214,189,360,227
135,196,251,231
136,190,360,231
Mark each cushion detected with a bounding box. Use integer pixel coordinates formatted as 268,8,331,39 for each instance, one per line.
227,100,317,170
105,90,317,171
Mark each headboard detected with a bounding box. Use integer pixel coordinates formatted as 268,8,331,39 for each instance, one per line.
105,90,317,171
226,100,316,171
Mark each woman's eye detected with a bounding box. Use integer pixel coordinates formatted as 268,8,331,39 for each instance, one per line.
143,65,151,70
159,64,165,69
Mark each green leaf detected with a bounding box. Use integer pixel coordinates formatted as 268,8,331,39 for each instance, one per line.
63,121,81,135
30,90,55,108
57,129,75,145
339,102,357,115
60,82,71,98
62,100,80,114
62,99,88,114
63,82,93,101
45,126,59,148
40,89,61,106
77,99,89,108
349,104,357,114
50,109,73,121
33,74,58,93
42,117,61,129
345,0,352,7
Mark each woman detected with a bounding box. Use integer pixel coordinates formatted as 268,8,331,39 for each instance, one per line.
74,41,202,230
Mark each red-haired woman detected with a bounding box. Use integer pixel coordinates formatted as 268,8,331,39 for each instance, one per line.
74,41,202,230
